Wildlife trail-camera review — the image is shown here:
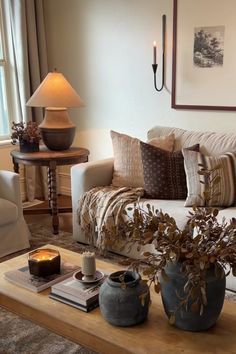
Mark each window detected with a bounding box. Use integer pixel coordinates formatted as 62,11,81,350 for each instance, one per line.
0,1,14,141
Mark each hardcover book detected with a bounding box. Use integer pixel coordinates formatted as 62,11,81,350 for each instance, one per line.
50,274,107,306
49,293,99,312
4,262,80,293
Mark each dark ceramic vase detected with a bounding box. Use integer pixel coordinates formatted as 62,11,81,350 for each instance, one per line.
160,261,226,331
99,270,150,327
20,140,39,153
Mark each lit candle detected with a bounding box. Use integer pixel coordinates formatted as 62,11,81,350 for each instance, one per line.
28,248,60,277
153,41,157,65
81,251,96,280
30,250,58,261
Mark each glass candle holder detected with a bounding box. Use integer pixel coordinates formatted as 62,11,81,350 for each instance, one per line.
28,248,60,277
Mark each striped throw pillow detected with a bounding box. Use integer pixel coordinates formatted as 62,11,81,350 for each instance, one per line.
183,149,236,207
111,131,175,188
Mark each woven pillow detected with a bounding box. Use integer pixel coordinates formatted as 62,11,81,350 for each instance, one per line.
140,142,199,199
183,149,236,207
111,131,175,188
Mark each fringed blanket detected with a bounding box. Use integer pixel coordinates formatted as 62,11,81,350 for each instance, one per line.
77,186,144,251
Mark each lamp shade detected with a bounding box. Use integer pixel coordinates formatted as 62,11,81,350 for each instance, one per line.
26,71,84,108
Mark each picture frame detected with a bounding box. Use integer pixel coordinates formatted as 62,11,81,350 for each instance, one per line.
171,0,236,111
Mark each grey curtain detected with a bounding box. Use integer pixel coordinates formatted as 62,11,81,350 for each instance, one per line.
4,0,48,201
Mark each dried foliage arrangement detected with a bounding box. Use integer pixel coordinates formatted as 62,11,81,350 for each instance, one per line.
11,122,41,145
101,164,236,321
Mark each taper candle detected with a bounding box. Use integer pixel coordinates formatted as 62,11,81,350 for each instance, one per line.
153,41,157,64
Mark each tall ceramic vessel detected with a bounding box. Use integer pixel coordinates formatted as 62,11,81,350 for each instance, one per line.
160,262,226,331
99,270,150,327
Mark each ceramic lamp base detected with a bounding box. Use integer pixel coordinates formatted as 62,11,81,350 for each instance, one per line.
39,108,76,150
40,126,75,150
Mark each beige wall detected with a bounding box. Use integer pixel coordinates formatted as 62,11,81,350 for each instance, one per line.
2,0,236,195
43,0,236,163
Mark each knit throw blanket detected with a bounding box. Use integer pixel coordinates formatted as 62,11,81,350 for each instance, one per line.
77,186,144,251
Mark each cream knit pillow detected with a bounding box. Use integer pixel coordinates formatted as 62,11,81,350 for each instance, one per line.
111,131,175,188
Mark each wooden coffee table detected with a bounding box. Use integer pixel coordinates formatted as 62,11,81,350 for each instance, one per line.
0,245,236,354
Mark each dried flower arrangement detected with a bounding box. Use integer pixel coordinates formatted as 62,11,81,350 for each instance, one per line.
11,121,41,146
100,164,236,327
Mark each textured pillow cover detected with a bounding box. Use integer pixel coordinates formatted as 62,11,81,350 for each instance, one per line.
183,149,236,207
147,134,175,152
140,142,200,199
111,131,175,188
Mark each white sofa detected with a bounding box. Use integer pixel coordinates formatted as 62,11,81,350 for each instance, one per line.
0,171,30,258
71,126,236,291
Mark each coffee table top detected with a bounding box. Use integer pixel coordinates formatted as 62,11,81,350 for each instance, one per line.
0,245,236,354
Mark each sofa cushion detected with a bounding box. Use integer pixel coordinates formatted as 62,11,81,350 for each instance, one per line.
183,149,236,207
111,130,175,188
0,198,18,226
215,207,236,292
140,142,199,199
216,207,236,223
148,125,236,156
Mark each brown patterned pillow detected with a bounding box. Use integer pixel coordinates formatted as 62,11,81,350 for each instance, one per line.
140,142,200,199
111,131,175,188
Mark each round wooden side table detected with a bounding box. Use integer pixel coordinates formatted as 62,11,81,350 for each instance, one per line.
11,146,89,235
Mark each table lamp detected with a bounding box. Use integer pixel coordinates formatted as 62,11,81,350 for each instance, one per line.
26,70,84,150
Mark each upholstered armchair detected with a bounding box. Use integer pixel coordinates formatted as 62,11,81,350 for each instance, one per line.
0,170,30,258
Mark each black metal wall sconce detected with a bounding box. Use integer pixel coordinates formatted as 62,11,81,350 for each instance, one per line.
152,14,166,92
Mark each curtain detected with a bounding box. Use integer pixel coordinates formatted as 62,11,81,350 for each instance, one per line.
3,0,48,201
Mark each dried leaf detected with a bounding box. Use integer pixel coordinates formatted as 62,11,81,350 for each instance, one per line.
200,304,204,316
201,287,207,306
119,259,133,266
142,251,152,257
200,261,205,270
143,268,155,276
120,283,126,290
154,283,161,293
191,301,200,313
169,314,175,325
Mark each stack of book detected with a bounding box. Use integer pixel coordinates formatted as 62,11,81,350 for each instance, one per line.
4,261,80,293
49,275,107,312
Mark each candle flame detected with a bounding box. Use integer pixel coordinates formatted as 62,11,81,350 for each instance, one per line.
153,41,157,47
30,250,58,261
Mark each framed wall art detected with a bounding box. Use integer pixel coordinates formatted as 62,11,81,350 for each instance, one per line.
172,0,236,111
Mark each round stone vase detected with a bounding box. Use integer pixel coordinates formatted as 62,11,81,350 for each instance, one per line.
99,270,150,327
160,261,226,331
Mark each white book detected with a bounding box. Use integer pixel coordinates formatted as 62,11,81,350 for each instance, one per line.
4,262,80,293
51,275,107,306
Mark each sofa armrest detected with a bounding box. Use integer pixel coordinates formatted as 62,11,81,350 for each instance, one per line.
0,171,22,213
71,158,114,209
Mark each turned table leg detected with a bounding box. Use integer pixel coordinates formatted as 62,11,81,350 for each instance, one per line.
49,161,59,235
47,167,52,209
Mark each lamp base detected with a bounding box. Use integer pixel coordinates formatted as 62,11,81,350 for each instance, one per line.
40,127,75,150
39,108,76,150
